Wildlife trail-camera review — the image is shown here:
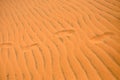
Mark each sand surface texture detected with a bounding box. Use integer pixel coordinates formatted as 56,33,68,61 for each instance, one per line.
0,0,120,80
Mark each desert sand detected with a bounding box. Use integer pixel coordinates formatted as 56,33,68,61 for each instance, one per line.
0,0,120,80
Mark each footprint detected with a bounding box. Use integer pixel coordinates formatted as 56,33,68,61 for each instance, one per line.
54,29,75,37
0,42,13,48
90,32,114,42
22,43,39,50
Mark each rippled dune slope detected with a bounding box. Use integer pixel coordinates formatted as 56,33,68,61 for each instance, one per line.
0,0,120,80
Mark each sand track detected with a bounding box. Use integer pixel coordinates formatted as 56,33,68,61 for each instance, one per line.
0,0,120,80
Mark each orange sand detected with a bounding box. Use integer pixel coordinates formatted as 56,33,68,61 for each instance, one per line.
0,0,120,80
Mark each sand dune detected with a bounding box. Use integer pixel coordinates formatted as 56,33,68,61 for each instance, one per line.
0,0,120,80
